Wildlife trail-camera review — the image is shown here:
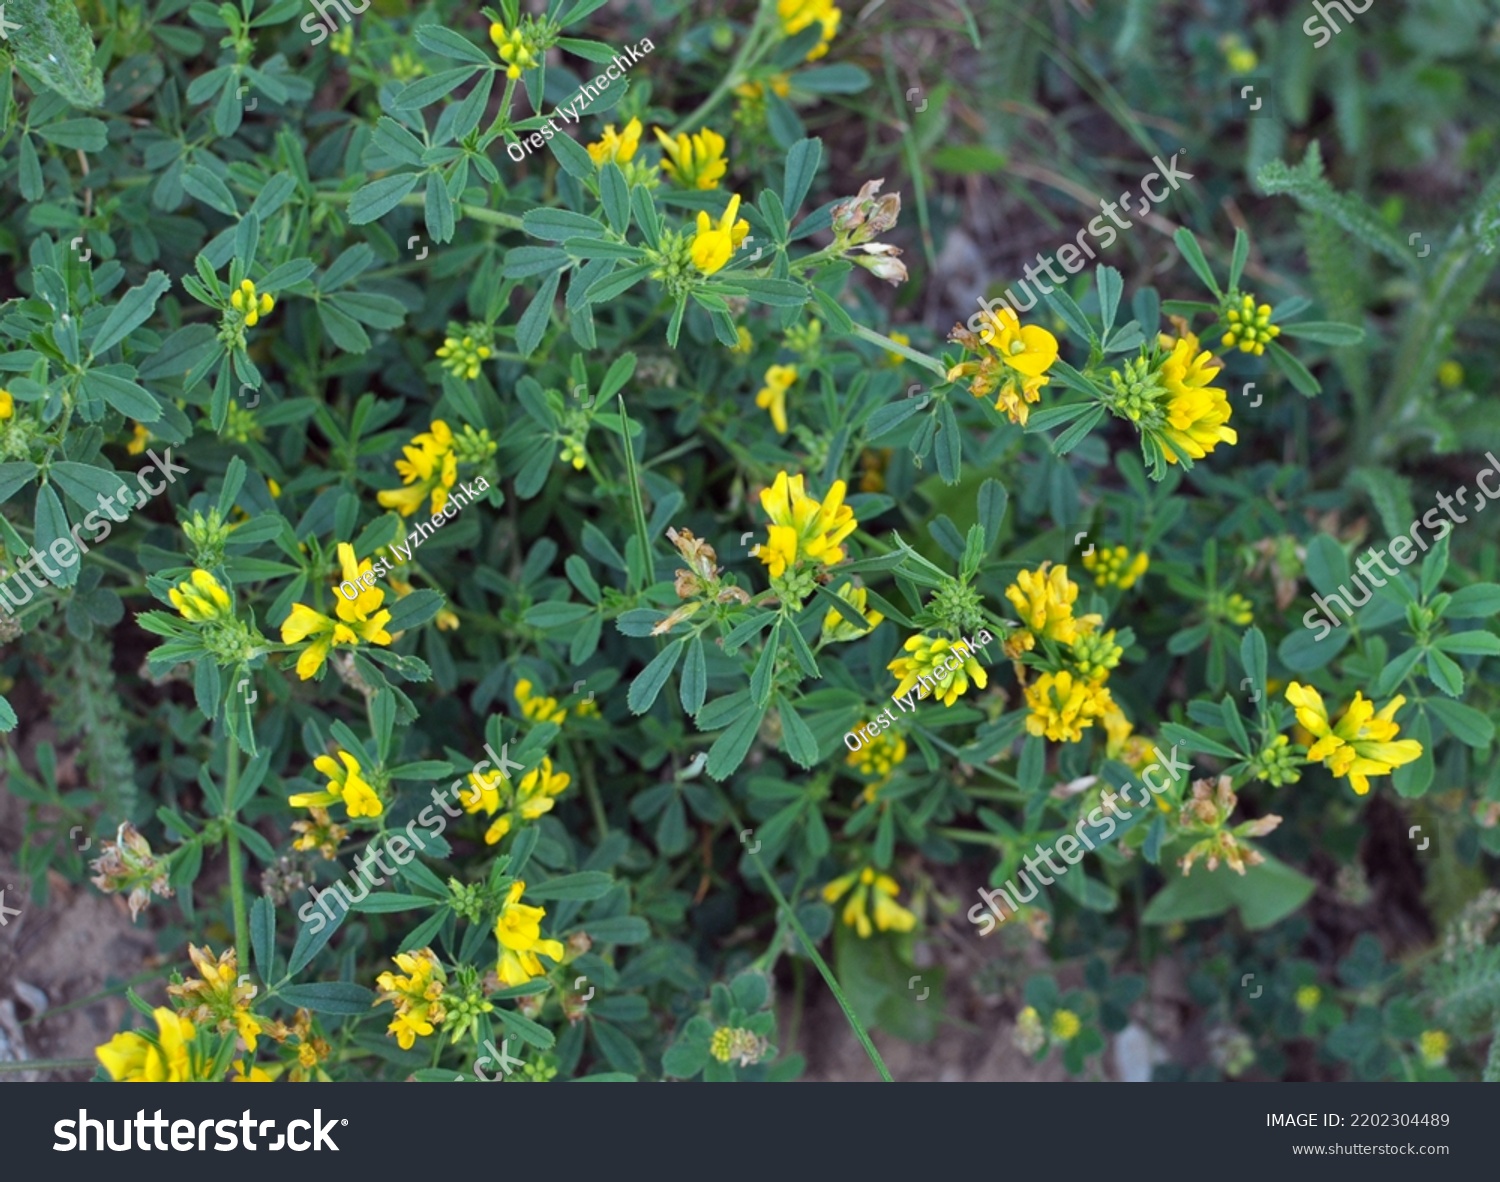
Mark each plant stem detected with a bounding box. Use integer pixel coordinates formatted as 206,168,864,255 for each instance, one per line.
716,790,893,1081
667,1,772,136
0,1058,97,1074
223,734,251,973
850,321,948,379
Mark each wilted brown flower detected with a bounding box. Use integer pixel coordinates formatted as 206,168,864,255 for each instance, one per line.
90,822,173,920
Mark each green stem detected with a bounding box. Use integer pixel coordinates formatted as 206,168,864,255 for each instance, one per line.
850,322,948,379
223,734,250,974
716,791,893,1082
0,1058,97,1074
317,188,524,231
668,1,774,136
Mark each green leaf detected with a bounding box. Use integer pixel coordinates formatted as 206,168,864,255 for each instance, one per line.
81,368,162,421
275,982,377,1015
90,271,171,357
1426,697,1493,748
1278,320,1365,346
707,699,768,781
347,892,440,913
524,872,614,901
627,639,684,714
181,165,239,216
1172,227,1221,297
1425,648,1464,697
7,0,104,107
414,24,492,64
285,902,346,976
34,483,75,588
515,269,561,357
347,173,421,224
782,138,822,215
250,896,275,982
1436,631,1500,656
778,696,820,768
392,66,480,110
793,64,871,93
1445,583,1500,619
46,461,129,511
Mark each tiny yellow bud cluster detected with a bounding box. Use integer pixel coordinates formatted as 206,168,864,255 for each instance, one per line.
1221,294,1280,356
229,278,274,328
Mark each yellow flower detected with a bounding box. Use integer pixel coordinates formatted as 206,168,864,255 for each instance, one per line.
289,748,383,819
126,421,150,454
778,0,841,60
489,20,536,79
435,334,492,381
730,326,754,355
1283,683,1423,796
1419,1029,1450,1068
754,363,798,434
734,74,792,101
753,470,857,580
1437,360,1464,389
494,881,565,987
690,193,750,275
888,634,988,706
229,278,274,328
0,388,12,421
96,1007,200,1082
516,678,567,725
820,582,883,642
464,755,570,846
1159,332,1235,464
587,116,643,166
1295,985,1322,1013
1004,563,1099,648
1220,592,1253,626
169,569,233,623
375,948,447,1050
655,126,729,190
279,543,393,680
1050,1009,1082,1041
821,866,916,938
1081,544,1149,589
231,1059,273,1082
377,420,458,518
883,331,911,367
1024,670,1113,743
1221,293,1281,356
847,729,905,782
167,944,263,1052
329,24,352,56
980,306,1059,378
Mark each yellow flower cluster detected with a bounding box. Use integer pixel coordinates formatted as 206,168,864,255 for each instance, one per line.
494,880,565,986
289,747,383,819
0,388,12,420
754,363,797,434
462,754,571,845
279,543,393,680
1081,544,1149,589
778,0,842,60
821,866,916,938
690,193,751,275
949,307,1059,426
753,470,858,581
1222,293,1281,355
166,945,262,1052
1158,331,1236,464
375,948,447,1050
436,333,492,381
378,420,458,518
656,126,729,189
888,634,989,707
229,278,274,328
516,678,566,725
1006,563,1131,745
169,569,233,623
587,117,642,166
846,728,906,782
489,20,536,79
1284,683,1423,796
